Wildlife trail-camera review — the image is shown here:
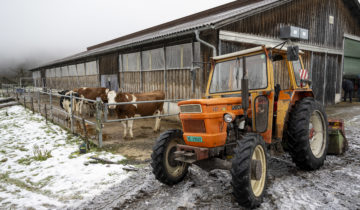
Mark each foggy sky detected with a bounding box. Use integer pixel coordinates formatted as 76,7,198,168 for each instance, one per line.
0,0,233,75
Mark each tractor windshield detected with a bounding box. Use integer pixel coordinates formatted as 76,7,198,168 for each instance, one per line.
209,53,267,93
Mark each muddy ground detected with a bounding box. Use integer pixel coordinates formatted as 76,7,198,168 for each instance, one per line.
65,102,360,210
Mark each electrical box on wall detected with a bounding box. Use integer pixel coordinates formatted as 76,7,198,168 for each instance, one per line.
280,26,309,40
280,26,299,39
299,28,309,40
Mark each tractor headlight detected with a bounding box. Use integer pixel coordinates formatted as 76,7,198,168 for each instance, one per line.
224,113,234,123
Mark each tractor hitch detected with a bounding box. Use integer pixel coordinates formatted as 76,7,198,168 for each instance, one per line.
174,144,209,163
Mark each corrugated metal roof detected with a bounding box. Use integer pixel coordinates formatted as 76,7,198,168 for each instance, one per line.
30,0,292,71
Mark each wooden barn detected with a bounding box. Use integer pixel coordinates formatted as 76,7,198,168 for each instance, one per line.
30,0,360,105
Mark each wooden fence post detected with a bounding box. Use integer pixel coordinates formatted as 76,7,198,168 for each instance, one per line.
70,92,74,133
82,118,90,150
49,89,53,122
31,97,34,113
95,97,103,148
45,104,48,124
38,91,41,113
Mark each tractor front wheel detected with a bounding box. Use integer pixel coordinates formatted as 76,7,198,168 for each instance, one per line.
231,133,268,209
151,129,189,185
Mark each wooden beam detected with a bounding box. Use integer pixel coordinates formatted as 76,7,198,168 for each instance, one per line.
219,30,343,55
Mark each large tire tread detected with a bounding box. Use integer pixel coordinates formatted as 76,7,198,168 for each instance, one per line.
231,133,268,209
151,129,188,185
287,97,329,170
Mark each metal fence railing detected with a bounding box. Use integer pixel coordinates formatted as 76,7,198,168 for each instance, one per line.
1,84,186,148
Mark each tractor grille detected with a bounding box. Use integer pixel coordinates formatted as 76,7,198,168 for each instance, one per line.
183,120,206,133
180,104,202,113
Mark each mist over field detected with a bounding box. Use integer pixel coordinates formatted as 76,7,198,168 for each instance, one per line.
0,0,233,81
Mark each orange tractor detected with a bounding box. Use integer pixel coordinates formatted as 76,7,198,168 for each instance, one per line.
151,45,330,208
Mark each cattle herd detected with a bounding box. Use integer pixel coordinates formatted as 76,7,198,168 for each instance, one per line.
58,87,165,139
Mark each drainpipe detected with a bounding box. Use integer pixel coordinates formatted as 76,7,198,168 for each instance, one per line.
194,30,217,57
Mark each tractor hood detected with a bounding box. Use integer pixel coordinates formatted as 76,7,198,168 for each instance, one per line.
178,97,242,106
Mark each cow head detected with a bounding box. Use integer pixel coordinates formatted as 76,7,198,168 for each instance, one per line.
107,90,117,109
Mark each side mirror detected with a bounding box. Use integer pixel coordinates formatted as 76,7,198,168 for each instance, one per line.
287,46,299,61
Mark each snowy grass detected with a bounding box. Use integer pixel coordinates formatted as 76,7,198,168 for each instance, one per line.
0,105,131,209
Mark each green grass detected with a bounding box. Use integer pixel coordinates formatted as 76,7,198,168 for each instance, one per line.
17,157,33,165
17,146,52,165
13,145,28,152
32,145,52,161
0,172,55,198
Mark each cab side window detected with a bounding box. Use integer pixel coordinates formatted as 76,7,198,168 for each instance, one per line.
273,59,291,90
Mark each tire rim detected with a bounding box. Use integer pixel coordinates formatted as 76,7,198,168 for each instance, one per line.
309,110,326,158
251,145,266,197
165,138,187,178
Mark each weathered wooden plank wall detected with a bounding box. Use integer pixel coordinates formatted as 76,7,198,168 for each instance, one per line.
121,72,141,93
142,71,164,94
221,0,360,48
218,0,360,104
311,52,325,102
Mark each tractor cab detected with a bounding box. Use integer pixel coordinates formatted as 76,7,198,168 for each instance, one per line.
179,45,312,147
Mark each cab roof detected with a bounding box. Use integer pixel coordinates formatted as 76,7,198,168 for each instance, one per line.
212,45,303,61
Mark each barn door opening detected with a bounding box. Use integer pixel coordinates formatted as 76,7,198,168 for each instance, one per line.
343,36,360,100
101,74,119,92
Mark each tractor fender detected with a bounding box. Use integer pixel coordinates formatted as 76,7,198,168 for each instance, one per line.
275,90,314,141
290,90,314,106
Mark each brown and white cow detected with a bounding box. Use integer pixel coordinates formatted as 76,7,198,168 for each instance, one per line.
107,90,165,139
75,87,110,115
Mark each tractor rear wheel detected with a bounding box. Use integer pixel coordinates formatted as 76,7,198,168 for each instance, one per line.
287,97,329,170
151,129,189,185
231,133,268,209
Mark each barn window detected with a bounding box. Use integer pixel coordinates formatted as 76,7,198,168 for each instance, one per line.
32,71,41,79
45,68,55,78
68,65,77,77
76,63,85,76
85,61,98,75
122,52,140,71
118,42,200,72
141,48,165,71
45,69,51,78
55,67,62,77
61,66,69,77
51,68,56,77
166,43,194,69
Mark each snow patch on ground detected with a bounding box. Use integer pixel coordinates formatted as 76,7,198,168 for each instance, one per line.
0,105,130,210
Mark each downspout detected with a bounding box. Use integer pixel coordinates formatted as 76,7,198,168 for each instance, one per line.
194,30,217,97
194,30,217,57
